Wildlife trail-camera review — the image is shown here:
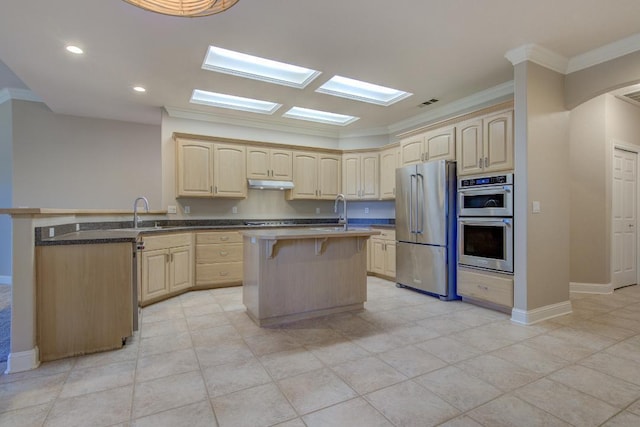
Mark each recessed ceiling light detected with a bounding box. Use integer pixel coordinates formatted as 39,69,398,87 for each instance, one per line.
316,75,412,106
202,46,321,89
133,86,147,93
282,107,359,126
65,45,84,55
190,89,282,115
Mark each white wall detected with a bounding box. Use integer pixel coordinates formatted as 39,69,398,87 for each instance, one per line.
11,100,162,209
0,100,12,278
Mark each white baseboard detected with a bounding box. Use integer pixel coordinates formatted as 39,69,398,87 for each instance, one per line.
570,281,613,294
4,347,40,374
0,275,11,285
511,300,573,325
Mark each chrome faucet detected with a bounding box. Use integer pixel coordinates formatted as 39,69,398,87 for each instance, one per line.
334,193,348,230
133,196,149,229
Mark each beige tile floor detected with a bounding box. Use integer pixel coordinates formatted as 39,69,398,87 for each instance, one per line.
1,277,640,426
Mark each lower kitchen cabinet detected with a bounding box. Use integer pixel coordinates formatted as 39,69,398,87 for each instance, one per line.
196,231,243,287
368,229,396,280
139,233,194,305
36,242,134,362
457,266,513,310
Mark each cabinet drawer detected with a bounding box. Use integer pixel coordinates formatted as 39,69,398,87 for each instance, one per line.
457,268,513,308
141,233,192,251
196,262,243,285
196,243,243,263
196,231,242,244
375,229,395,241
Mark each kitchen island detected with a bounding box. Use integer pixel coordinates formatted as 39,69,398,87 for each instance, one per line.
241,227,380,326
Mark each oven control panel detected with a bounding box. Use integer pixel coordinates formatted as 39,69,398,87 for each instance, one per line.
459,174,513,188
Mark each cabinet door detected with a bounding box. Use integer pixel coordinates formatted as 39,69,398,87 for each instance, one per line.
360,152,379,199
456,118,484,176
380,148,398,199
318,153,342,200
342,154,360,199
176,140,214,197
372,239,386,274
141,249,169,302
246,146,271,180
400,135,424,166
384,241,396,278
214,143,247,198
290,151,318,199
425,126,455,161
169,245,193,292
270,149,293,180
484,110,513,173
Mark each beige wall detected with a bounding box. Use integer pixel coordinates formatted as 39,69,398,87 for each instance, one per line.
514,62,571,311
565,50,640,110
569,96,608,284
0,100,12,278
11,100,162,209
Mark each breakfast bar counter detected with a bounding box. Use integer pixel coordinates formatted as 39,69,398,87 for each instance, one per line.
241,227,380,326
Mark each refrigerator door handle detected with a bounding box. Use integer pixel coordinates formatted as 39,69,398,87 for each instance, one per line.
410,174,416,234
416,173,424,234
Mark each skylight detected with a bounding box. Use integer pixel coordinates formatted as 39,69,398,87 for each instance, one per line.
282,107,359,126
316,75,412,106
190,90,282,115
202,46,321,89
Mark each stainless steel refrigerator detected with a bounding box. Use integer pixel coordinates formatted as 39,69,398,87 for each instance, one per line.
395,159,457,300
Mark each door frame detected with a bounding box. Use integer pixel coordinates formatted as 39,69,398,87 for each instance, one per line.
611,142,640,289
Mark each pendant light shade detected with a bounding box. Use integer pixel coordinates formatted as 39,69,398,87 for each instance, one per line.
123,0,239,17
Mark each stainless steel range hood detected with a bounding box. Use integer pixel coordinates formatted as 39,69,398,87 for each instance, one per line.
247,179,295,190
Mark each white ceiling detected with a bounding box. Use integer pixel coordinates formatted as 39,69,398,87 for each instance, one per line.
1,0,640,137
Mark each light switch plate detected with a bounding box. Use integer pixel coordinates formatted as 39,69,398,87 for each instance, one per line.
167,205,177,214
75,223,80,231
232,206,238,214
364,207,369,214
184,206,191,214
49,227,55,237
315,207,320,214
532,201,541,213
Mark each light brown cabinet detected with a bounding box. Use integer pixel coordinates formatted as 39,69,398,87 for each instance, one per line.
342,152,379,200
288,151,341,200
195,231,243,287
380,145,400,199
456,110,513,176
246,146,293,181
176,138,247,198
400,125,456,166
368,229,396,279
457,267,513,309
139,233,194,305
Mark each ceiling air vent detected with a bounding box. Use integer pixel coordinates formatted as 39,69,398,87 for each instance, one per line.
419,98,439,107
623,90,640,104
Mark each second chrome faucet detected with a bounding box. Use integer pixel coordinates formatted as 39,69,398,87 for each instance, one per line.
334,193,348,230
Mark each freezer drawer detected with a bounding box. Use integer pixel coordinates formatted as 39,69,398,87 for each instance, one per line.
396,242,449,297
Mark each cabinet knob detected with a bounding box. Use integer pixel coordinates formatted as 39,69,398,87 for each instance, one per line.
220,251,228,256
220,271,229,276
484,157,489,167
220,236,229,241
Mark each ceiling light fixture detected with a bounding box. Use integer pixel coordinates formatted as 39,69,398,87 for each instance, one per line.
202,46,321,89
316,75,412,106
282,107,359,126
122,0,239,17
133,86,147,93
65,45,84,55
190,89,281,114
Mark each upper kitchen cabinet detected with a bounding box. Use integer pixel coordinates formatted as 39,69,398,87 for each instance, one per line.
246,146,293,181
400,125,456,166
380,144,400,199
288,151,341,200
176,138,247,198
342,152,379,200
456,109,513,176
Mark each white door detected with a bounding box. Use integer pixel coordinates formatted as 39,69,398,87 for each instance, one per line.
613,148,637,288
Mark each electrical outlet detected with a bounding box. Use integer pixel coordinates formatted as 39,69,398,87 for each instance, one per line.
167,205,177,214
49,227,55,237
75,223,80,231
315,207,320,214
184,206,191,214
232,206,238,214
364,207,369,214
532,201,541,213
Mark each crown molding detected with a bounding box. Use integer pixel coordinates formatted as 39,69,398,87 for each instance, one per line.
388,81,514,135
504,44,569,74
0,87,42,105
164,106,341,139
567,32,640,73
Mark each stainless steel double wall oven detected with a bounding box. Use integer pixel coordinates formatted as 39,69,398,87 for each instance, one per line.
457,173,514,273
